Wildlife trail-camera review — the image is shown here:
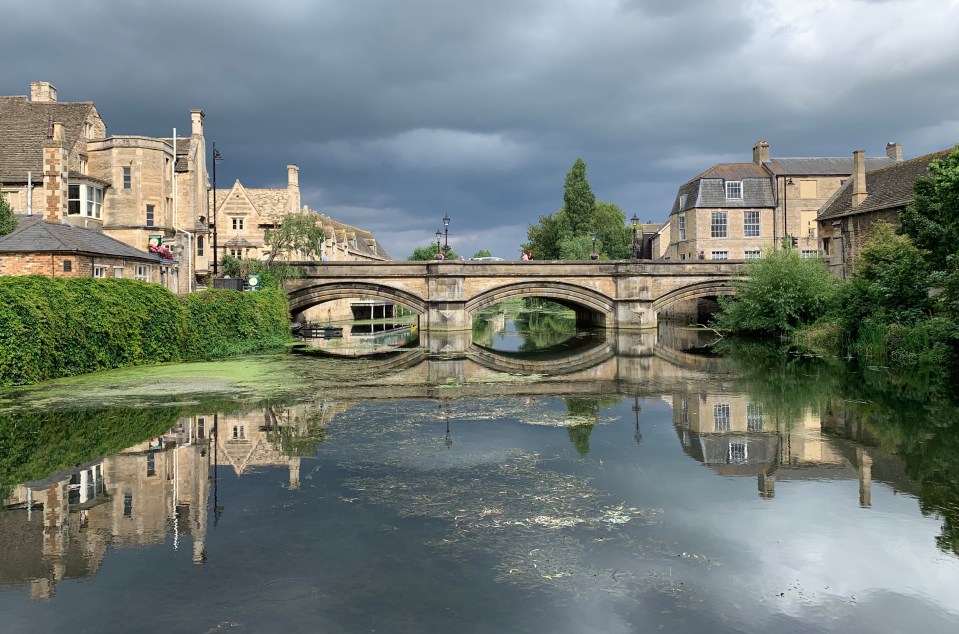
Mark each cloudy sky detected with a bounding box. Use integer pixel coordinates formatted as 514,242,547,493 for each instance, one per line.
5,0,959,259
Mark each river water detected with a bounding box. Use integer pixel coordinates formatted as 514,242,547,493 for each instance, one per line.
2,318,959,633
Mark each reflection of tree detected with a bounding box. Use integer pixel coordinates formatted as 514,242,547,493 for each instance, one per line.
567,424,594,455
722,339,959,556
563,397,617,456
265,404,328,457
514,299,576,351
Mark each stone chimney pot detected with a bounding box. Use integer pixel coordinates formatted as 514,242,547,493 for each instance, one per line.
31,81,58,103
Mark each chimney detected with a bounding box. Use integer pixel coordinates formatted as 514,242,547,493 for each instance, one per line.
752,140,769,165
31,81,58,103
886,142,903,161
43,122,68,223
287,165,300,214
190,109,204,136
852,150,867,208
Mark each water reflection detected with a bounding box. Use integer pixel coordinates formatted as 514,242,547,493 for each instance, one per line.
2,331,959,632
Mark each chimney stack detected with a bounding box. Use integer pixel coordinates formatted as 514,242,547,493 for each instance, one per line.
852,150,867,208
886,142,903,161
287,165,300,214
43,122,68,223
31,81,58,103
190,109,204,136
752,140,770,165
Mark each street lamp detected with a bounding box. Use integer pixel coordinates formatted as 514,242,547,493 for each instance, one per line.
442,214,450,255
211,143,223,276
783,176,794,248
436,229,442,256
633,396,642,444
630,214,640,259
590,231,598,260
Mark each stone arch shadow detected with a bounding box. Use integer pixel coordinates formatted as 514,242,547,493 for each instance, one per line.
288,282,428,319
652,280,738,321
465,281,615,328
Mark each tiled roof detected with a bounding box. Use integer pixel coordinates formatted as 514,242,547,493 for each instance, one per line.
0,96,98,182
671,164,775,215
765,156,895,175
818,149,953,221
0,215,161,262
315,211,391,260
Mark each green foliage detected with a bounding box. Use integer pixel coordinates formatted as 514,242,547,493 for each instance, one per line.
0,276,292,386
594,201,631,259
563,158,596,237
899,145,959,271
557,234,595,260
712,249,840,336
472,249,492,258
0,191,16,236
524,210,567,260
408,244,459,260
221,255,281,289
0,276,185,387
181,288,291,359
264,213,326,264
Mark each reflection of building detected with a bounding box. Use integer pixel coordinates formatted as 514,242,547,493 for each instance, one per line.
1,418,209,599
671,393,853,499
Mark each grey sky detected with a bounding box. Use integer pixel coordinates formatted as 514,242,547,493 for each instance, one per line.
4,0,959,259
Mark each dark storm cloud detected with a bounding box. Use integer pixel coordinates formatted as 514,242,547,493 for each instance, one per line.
4,0,959,258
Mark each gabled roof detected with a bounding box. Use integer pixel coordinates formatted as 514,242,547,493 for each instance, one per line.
0,95,100,183
0,215,161,262
316,211,391,260
818,149,953,221
765,156,895,176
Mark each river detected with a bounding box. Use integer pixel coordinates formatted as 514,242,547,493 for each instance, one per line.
2,315,958,633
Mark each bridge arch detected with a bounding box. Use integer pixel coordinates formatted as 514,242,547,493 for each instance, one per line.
465,281,615,326
288,282,428,316
651,279,739,314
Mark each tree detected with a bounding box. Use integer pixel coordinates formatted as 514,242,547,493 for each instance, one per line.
263,213,325,265
523,210,567,260
594,201,631,259
408,244,458,261
712,249,840,336
472,249,492,258
563,158,595,237
899,145,959,272
0,192,16,237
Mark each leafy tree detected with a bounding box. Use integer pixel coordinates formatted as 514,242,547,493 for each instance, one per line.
712,248,840,336
899,145,959,272
523,210,567,260
408,244,458,260
557,234,595,260
563,158,596,237
0,191,16,237
594,201,631,259
264,212,325,265
472,249,492,258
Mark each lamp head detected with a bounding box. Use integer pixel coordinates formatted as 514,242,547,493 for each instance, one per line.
443,214,450,228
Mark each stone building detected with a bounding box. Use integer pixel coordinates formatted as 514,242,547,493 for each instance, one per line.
817,148,952,277
663,140,900,261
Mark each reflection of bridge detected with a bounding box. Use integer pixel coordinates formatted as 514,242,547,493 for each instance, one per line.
287,260,745,335
295,330,737,401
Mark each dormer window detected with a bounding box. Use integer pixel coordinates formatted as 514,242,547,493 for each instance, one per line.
679,193,687,209
725,181,743,199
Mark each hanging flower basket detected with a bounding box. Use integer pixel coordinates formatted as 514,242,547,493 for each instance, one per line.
149,244,175,260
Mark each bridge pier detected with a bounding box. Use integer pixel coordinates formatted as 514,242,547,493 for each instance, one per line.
419,328,471,355
615,301,658,330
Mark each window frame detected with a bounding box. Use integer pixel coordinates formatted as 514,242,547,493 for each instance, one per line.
678,212,686,241
713,403,731,432
146,204,155,227
93,265,107,278
743,210,760,237
231,217,244,231
135,265,148,281
68,184,81,215
710,211,728,238
744,250,761,260
123,166,132,190
725,181,743,199
711,250,729,260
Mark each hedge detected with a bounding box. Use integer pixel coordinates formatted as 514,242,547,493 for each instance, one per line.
0,276,291,387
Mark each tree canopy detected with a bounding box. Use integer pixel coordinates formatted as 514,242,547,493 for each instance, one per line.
0,193,16,237
263,213,325,265
563,158,595,237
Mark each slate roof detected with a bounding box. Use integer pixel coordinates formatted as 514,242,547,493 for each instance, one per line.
818,149,952,221
0,95,99,183
765,156,895,176
671,163,775,215
315,211,392,260
0,215,162,262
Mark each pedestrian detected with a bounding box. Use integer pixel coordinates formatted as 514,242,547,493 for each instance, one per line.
697,250,705,260
435,251,444,260
521,252,529,261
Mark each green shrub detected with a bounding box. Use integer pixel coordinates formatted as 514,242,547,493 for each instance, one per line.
181,288,291,359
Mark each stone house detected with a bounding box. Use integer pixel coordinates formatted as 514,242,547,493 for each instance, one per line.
817,148,952,277
0,81,210,291
0,213,168,284
663,140,900,261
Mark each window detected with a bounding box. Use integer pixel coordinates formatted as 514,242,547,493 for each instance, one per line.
197,417,205,439
146,453,155,477
113,266,123,278
711,251,729,260
146,204,154,227
123,166,132,189
232,217,244,231
728,442,748,464
84,122,93,138
822,237,830,256
79,156,88,175
229,248,241,258
123,493,133,517
93,265,107,278
710,211,727,238
681,398,689,428
679,193,687,209
68,184,81,215
744,210,760,237
63,260,72,272
678,213,686,241
747,403,765,432
197,236,204,257
744,250,761,260
713,403,731,432
801,250,818,258
93,188,102,218
135,265,148,281
725,181,743,199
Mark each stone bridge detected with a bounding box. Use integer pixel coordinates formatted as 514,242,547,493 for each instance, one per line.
287,260,745,334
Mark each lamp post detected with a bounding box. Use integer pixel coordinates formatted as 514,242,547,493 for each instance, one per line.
442,214,450,255
782,176,794,249
211,143,223,276
590,231,598,260
630,214,640,259
436,229,442,257
633,396,642,444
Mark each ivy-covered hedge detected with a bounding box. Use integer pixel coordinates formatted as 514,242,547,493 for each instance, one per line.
0,276,291,386
182,288,291,359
